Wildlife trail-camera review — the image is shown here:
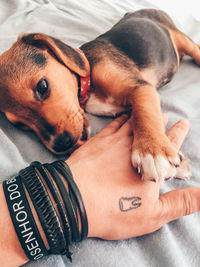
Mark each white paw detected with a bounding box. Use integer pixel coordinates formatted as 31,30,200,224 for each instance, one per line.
132,151,191,182
175,153,191,180
131,152,178,182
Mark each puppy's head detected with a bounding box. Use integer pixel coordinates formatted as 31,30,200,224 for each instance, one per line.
0,33,90,154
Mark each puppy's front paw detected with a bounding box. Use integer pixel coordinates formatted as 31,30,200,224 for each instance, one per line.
174,152,191,180
131,135,182,182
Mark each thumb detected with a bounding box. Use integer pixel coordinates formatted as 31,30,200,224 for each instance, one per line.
156,187,200,225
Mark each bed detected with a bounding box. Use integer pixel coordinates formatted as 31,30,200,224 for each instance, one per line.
0,0,200,266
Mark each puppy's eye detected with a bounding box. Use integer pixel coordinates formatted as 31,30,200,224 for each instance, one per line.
35,78,50,101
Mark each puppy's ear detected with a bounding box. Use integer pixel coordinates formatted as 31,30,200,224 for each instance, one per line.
19,33,90,77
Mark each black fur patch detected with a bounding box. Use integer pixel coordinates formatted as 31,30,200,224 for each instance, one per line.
28,52,47,67
104,18,176,68
21,35,47,67
21,34,41,47
52,37,85,69
21,34,85,70
81,9,178,89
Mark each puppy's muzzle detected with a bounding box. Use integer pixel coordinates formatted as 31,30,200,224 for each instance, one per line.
52,131,75,153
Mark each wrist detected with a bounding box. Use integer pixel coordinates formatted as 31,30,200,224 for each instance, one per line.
0,185,28,267
1,160,89,266
66,159,99,239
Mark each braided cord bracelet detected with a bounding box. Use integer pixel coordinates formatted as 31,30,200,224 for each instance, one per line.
19,165,67,254
31,161,73,260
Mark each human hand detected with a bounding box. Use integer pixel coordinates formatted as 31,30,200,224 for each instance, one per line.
67,115,200,240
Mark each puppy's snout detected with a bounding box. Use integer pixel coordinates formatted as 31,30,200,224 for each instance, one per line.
52,131,75,153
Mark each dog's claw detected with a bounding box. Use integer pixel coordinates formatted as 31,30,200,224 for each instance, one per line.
179,151,183,162
137,166,141,174
164,176,172,181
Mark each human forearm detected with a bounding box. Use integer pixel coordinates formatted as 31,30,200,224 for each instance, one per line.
0,185,28,267
0,160,87,267
1,116,200,267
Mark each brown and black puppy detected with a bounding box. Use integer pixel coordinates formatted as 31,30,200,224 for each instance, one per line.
0,9,197,182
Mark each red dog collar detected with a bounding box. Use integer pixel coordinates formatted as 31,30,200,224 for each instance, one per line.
76,49,91,107
78,75,91,107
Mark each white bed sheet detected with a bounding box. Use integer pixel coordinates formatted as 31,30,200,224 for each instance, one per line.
0,1,200,266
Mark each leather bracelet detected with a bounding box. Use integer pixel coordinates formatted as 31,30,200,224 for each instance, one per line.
31,161,73,260
52,160,88,241
19,165,67,254
3,176,48,261
4,160,87,262
43,163,81,242
69,189,78,223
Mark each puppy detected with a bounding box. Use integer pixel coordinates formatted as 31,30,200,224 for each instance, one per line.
0,9,196,182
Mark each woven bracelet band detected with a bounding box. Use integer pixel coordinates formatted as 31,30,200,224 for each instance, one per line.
19,165,67,255
31,161,73,260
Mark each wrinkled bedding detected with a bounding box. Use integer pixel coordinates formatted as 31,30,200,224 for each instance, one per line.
1,0,200,266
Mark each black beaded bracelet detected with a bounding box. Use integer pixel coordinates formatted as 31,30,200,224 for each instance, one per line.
3,176,48,261
19,165,67,255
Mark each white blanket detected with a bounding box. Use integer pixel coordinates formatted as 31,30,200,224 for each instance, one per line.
0,0,200,266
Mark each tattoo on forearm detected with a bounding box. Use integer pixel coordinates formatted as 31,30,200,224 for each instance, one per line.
119,196,142,212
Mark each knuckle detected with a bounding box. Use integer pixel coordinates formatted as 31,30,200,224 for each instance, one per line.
155,198,171,226
182,190,193,216
167,134,179,145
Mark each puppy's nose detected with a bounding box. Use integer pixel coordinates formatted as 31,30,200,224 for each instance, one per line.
52,131,75,153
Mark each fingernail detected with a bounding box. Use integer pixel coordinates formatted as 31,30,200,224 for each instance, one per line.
163,113,168,120
181,119,190,126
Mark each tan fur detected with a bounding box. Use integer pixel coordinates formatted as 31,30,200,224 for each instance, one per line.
0,11,199,180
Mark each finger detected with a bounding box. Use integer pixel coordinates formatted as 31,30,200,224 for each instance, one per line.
99,114,128,136
155,187,200,228
117,118,133,136
166,119,190,151
162,113,168,127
